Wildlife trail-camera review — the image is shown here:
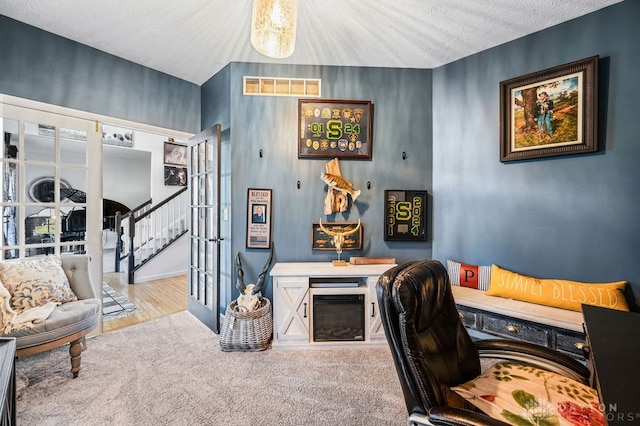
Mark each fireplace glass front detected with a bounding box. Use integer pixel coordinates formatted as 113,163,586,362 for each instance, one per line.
312,294,365,342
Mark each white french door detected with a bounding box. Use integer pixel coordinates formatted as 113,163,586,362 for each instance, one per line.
0,105,101,258
187,124,221,333
0,102,102,288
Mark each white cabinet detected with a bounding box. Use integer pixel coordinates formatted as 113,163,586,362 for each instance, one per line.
270,262,396,349
273,277,310,344
367,275,386,340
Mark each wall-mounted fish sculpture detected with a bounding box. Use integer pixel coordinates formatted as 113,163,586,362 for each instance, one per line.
320,172,361,201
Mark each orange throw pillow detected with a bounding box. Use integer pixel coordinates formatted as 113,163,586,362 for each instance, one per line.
486,264,628,312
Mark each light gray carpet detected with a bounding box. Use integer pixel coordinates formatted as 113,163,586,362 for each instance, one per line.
16,311,407,425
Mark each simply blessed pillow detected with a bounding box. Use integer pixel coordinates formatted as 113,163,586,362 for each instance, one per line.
0,255,77,314
447,260,491,291
486,264,629,312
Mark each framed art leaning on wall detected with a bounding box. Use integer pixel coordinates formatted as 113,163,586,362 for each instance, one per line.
500,56,598,162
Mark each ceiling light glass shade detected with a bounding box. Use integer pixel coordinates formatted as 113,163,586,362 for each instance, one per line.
251,0,298,59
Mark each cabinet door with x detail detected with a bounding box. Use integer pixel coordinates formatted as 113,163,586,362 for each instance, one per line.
273,277,310,345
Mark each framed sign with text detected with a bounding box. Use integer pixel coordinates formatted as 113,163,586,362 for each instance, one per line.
384,190,427,241
246,188,272,249
298,99,372,159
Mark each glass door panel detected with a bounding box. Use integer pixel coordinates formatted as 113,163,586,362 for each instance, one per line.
1,119,20,259
188,125,221,333
24,123,57,257
1,113,92,260
23,122,55,162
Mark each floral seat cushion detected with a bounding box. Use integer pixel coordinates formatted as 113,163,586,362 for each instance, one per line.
452,361,604,426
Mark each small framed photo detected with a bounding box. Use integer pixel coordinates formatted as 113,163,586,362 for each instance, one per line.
164,166,187,186
164,141,188,166
298,99,373,159
246,188,272,249
500,56,598,162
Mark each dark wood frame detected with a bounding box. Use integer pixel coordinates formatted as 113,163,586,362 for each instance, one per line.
311,221,363,250
246,188,272,249
384,190,427,241
164,141,188,166
500,56,598,162
298,99,372,159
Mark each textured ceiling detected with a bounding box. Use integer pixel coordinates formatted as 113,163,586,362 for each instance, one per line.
0,0,622,85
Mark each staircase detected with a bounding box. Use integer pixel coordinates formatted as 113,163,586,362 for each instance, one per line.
115,187,188,283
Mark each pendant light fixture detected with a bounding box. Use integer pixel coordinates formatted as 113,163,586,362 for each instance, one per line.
250,0,298,59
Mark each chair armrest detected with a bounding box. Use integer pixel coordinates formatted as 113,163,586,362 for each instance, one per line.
424,406,509,426
474,339,590,384
61,254,96,300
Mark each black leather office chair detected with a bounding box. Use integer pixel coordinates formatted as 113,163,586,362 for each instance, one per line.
376,260,593,426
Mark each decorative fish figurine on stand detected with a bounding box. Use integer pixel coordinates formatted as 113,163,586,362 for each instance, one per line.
320,172,361,201
321,158,360,214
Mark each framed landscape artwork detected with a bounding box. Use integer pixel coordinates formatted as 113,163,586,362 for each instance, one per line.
298,99,372,159
500,56,598,162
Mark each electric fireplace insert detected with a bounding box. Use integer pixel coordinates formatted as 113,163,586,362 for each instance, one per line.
312,294,365,342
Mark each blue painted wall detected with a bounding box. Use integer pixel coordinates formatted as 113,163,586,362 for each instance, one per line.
0,15,200,132
201,63,432,304
5,2,638,313
432,1,640,309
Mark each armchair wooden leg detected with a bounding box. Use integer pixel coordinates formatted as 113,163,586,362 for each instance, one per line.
69,338,83,378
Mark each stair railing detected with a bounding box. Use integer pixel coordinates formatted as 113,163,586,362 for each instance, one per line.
114,187,188,283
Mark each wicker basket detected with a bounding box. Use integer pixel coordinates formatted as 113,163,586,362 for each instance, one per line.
219,297,273,352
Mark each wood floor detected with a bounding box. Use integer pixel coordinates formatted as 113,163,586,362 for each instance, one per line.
102,272,188,333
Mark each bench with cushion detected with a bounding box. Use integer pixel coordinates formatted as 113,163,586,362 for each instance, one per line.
0,254,101,378
452,285,587,358
447,260,630,360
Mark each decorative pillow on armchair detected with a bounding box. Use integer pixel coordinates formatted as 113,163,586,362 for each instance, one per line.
0,255,77,314
0,282,57,334
447,260,491,291
452,361,605,426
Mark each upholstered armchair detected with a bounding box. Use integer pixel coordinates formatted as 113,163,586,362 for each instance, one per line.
377,260,600,426
1,254,101,378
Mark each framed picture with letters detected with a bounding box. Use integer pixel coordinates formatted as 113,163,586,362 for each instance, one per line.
298,99,372,159
384,190,427,241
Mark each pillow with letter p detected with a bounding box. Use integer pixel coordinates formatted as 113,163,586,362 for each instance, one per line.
486,264,629,312
447,260,491,291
